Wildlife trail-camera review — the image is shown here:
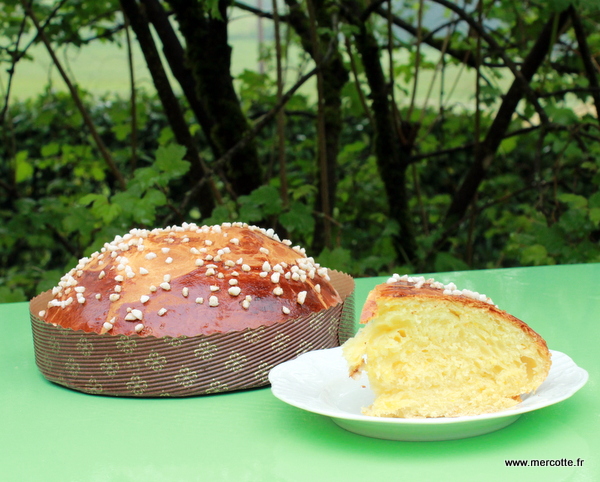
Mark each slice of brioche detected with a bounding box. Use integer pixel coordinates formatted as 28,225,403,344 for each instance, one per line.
343,274,551,418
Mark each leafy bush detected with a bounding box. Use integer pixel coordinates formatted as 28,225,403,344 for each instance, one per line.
3,85,599,304
2,1,600,303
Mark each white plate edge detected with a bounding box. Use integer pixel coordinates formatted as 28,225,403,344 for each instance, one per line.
269,347,589,425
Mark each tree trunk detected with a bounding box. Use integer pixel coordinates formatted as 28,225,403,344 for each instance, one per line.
119,0,215,217
569,6,600,121
343,0,418,264
166,0,262,198
140,0,220,158
285,0,349,252
443,9,571,229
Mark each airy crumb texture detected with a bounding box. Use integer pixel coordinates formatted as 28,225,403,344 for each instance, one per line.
40,222,341,337
342,275,551,418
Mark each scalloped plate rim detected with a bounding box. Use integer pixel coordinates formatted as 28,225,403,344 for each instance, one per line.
269,347,589,428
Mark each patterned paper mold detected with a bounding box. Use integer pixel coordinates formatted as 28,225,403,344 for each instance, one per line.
29,270,354,397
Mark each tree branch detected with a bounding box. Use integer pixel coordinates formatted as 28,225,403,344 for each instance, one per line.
372,5,478,70
341,0,418,264
344,37,373,125
442,8,572,232
167,0,262,198
306,0,332,248
0,13,27,127
569,6,600,120
180,34,339,208
283,0,349,251
412,125,542,162
21,0,127,190
140,0,219,157
271,0,289,208
431,0,554,125
45,223,80,258
80,24,126,44
213,48,332,171
537,86,600,98
233,1,290,22
120,0,220,216
122,14,138,171
0,0,67,130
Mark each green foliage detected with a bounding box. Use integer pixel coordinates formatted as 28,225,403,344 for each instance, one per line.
1,0,600,304
200,0,225,21
0,90,174,302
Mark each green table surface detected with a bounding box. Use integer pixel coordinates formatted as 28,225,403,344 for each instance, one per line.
1,264,598,482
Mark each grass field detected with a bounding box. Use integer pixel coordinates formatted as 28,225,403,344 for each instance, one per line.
3,9,490,110
6,14,264,101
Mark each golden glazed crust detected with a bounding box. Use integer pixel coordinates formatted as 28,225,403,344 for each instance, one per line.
359,279,549,355
343,274,552,418
39,223,342,337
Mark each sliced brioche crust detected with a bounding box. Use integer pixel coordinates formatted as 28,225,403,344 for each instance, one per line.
343,275,551,418
359,280,550,359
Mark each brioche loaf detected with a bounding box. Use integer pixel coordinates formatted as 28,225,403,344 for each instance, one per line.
38,222,342,338
342,274,551,418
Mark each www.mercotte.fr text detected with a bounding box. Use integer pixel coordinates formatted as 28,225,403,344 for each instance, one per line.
505,458,584,467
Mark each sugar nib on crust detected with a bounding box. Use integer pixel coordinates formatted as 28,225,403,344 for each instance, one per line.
342,274,551,418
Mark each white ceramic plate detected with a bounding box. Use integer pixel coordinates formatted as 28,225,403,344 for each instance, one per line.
269,347,588,441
